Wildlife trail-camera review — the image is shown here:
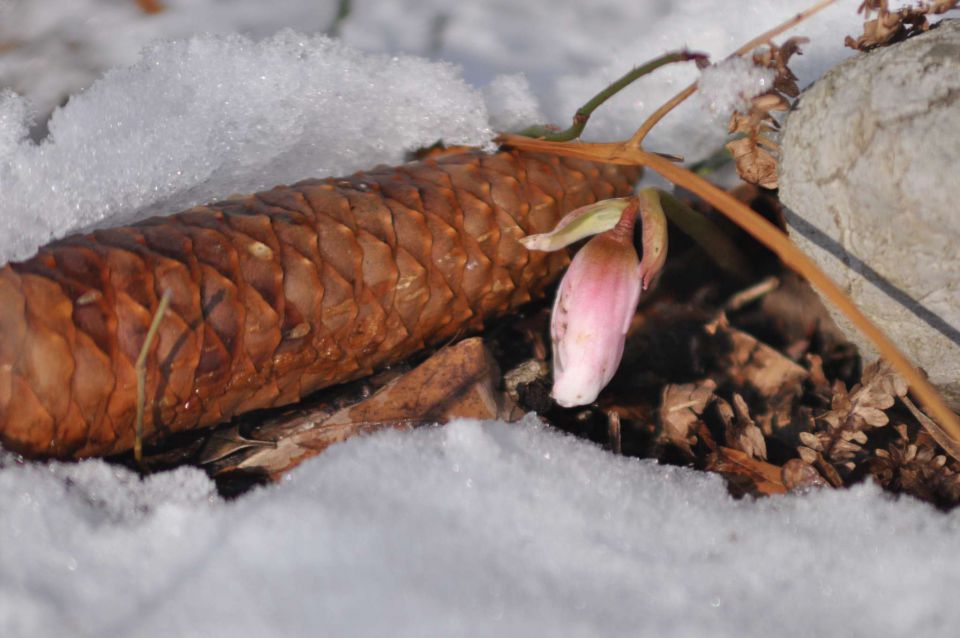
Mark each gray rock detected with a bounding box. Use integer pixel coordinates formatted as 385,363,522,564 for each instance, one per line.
780,20,960,407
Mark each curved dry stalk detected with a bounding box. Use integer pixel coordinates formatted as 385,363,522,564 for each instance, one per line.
498,132,960,460
135,289,172,464
627,0,839,148
628,85,698,149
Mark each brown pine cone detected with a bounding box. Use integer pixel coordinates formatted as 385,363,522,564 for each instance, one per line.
0,148,640,458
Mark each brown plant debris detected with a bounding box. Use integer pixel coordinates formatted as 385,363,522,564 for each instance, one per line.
120,182,960,508
203,337,513,485
706,446,787,496
524,181,960,507
797,361,907,479
872,425,960,507
781,458,829,491
659,380,717,458
717,394,767,460
845,0,959,50
724,37,808,189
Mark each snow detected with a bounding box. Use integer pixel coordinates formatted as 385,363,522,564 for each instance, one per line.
0,0,872,264
482,73,545,133
344,0,866,155
0,32,494,262
0,0,343,124
697,57,777,119
4,417,960,637
0,0,920,264
2,1,960,635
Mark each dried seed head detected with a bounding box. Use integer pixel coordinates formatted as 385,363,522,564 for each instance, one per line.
798,446,819,464
799,431,822,451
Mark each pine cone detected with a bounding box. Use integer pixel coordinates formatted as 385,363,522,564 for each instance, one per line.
0,148,640,458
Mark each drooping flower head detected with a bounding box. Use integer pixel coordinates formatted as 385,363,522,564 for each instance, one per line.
521,189,668,407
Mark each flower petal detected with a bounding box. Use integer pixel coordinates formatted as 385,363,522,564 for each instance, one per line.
520,197,632,252
550,233,643,407
637,188,669,290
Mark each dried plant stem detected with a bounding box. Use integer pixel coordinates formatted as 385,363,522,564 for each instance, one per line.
134,289,172,464
627,0,839,148
518,51,705,142
729,0,838,59
608,410,622,455
628,84,698,149
498,133,960,459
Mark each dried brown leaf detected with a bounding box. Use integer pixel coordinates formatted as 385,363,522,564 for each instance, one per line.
717,396,768,459
727,137,779,189
707,446,787,496
724,36,808,185
751,92,790,114
210,337,510,479
846,0,957,50
870,417,960,504
812,450,845,487
724,327,807,396
659,380,717,457
774,37,808,97
798,445,819,464
859,406,890,428
781,458,829,491
901,394,960,465
799,431,823,451
805,354,831,395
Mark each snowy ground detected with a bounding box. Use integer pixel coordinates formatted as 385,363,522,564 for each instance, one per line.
7,417,960,638
2,1,960,636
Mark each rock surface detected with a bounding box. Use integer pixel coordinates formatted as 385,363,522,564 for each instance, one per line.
780,20,960,408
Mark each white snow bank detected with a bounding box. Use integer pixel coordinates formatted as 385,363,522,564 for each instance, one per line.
0,32,493,263
0,0,343,121
344,0,867,155
7,0,945,265
3,417,960,637
0,0,867,265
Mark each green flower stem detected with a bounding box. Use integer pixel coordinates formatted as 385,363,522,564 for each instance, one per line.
518,50,706,142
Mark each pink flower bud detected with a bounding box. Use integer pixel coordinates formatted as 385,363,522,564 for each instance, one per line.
521,191,669,408
550,215,643,407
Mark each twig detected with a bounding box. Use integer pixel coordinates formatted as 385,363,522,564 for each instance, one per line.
134,289,172,465
901,395,960,466
607,410,622,455
725,276,780,312
518,51,706,142
627,0,839,148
